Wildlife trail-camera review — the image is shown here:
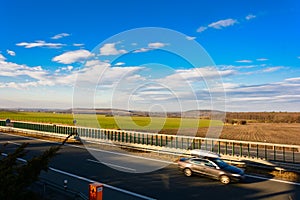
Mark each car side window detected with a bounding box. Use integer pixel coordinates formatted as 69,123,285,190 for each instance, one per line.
194,159,216,168
191,159,206,165
191,159,202,165
203,160,216,168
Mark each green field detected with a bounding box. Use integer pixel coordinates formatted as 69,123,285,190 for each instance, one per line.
0,111,223,131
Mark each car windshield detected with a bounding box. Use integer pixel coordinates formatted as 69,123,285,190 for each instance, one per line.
211,158,229,168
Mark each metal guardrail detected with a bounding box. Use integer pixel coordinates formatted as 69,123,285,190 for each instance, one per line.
36,178,88,200
0,120,299,163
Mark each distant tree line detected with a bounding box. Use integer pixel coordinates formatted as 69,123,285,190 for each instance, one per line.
225,112,300,123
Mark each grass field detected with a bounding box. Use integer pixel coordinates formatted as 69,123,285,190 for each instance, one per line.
0,111,222,130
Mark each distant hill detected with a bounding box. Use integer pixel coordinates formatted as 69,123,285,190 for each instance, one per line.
70,108,225,118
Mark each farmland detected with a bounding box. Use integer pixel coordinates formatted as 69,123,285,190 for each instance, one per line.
0,111,300,145
0,111,222,130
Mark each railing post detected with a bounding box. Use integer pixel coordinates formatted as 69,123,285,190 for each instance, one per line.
151,135,154,145
273,146,276,161
256,144,259,159
165,136,168,146
292,148,295,163
146,134,149,145
225,142,228,155
265,145,267,160
218,141,221,154
232,142,235,156
283,147,285,162
134,132,136,143
240,143,243,157
247,143,250,158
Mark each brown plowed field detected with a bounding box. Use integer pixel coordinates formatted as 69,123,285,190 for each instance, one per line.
159,123,300,145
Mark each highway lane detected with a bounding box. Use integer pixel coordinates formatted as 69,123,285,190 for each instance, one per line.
1,132,299,200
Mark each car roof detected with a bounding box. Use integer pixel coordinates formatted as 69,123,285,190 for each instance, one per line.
189,149,220,158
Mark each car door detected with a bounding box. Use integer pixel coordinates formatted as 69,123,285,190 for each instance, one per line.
192,158,207,175
189,159,207,175
202,160,220,179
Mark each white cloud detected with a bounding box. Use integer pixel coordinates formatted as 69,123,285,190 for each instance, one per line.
148,42,167,48
73,43,84,47
256,58,268,61
51,33,70,39
133,42,168,53
55,66,73,73
133,48,151,53
0,54,6,61
223,75,300,110
246,14,256,20
99,43,127,56
196,26,207,33
52,49,92,64
285,77,300,82
262,66,283,73
0,58,51,89
235,60,252,63
208,18,238,29
115,62,125,66
16,40,64,48
186,36,196,40
158,67,236,87
7,49,16,56
84,59,109,68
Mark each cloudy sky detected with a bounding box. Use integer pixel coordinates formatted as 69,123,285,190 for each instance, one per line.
1,0,300,112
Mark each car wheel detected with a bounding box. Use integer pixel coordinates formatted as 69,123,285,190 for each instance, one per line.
184,168,193,177
220,175,230,184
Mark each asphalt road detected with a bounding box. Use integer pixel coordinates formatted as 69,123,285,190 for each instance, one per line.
1,132,299,200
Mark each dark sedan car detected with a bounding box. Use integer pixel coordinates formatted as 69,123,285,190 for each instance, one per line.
178,156,245,184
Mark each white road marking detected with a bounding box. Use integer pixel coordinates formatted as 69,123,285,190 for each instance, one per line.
87,158,136,172
1,132,300,187
77,144,174,165
49,167,156,200
245,174,300,186
0,141,22,146
8,141,22,146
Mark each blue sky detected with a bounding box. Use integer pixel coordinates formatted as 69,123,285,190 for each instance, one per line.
1,0,300,112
